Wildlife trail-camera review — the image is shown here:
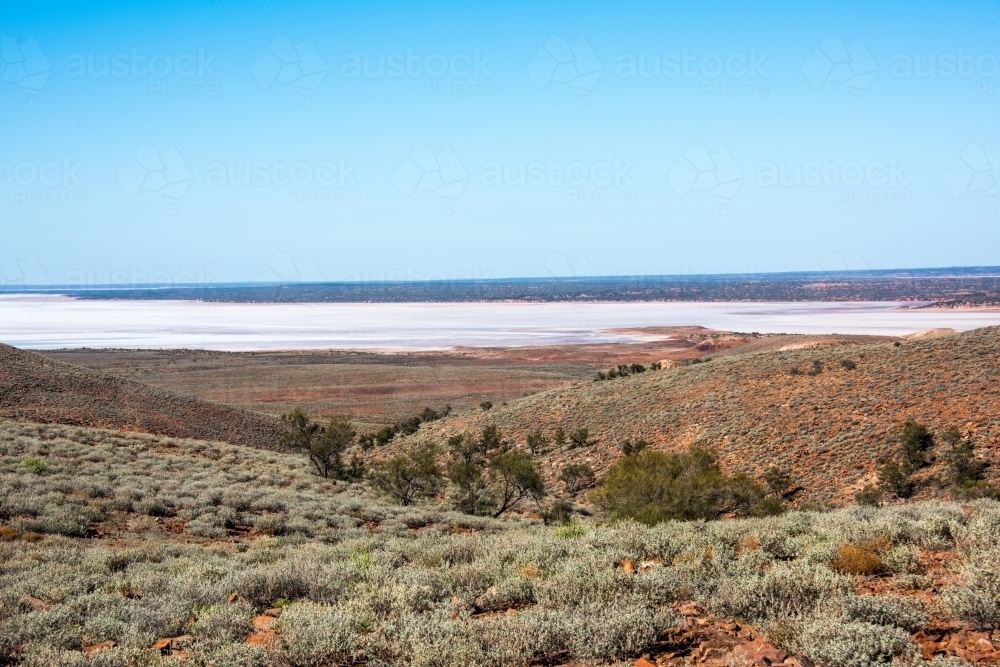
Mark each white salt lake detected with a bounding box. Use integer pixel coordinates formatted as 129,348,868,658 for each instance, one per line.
3,295,1000,351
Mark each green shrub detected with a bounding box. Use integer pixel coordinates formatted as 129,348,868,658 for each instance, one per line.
899,421,934,468
568,428,591,449
789,620,913,666
879,462,914,498
592,447,771,524
836,595,926,632
559,464,595,493
369,442,442,506
855,485,882,507
21,457,48,474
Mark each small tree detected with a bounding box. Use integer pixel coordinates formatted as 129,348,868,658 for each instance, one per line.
489,449,545,517
553,427,567,448
762,466,792,498
446,431,495,515
280,411,356,480
900,421,934,468
941,427,988,486
568,427,592,449
526,429,549,455
317,416,357,479
369,442,442,506
879,461,914,498
620,438,650,456
559,463,595,493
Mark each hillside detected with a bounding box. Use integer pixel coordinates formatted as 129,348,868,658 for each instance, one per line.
399,327,1000,505
0,343,284,450
1,421,998,665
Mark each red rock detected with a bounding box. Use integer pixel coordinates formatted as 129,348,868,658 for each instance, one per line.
622,559,635,573
634,658,656,667
677,601,702,616
24,596,50,612
246,629,277,646
253,614,278,630
263,607,283,618
83,640,115,655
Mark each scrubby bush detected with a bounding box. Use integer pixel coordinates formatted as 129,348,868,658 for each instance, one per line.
592,447,777,524
879,461,914,499
900,421,934,468
619,438,649,456
369,442,442,506
280,410,359,480
786,620,913,666
830,541,886,575
559,464,595,493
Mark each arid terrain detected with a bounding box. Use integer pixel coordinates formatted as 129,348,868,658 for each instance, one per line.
395,327,1000,506
38,328,749,429
0,343,284,450
1,421,999,666
3,326,1000,665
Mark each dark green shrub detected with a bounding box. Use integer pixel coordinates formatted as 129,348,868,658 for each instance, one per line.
592,447,770,525
374,426,395,446
899,421,934,468
480,401,493,411
855,485,882,506
559,464,595,493
839,358,857,370
879,461,914,498
620,439,649,456
568,428,592,449
369,442,442,506
526,429,549,455
762,467,792,498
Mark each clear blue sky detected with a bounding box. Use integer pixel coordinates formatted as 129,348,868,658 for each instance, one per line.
2,0,998,286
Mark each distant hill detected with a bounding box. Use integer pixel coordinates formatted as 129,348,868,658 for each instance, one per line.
400,327,1000,505
11,266,1000,302
0,344,285,449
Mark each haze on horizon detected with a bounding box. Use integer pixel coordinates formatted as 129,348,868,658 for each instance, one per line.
2,0,998,289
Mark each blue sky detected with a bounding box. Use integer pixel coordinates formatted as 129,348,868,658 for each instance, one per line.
1,0,998,286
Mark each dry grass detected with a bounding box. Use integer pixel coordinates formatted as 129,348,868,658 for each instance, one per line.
830,542,886,576
1,420,999,666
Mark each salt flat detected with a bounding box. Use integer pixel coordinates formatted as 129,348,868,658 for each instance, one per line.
3,295,1000,350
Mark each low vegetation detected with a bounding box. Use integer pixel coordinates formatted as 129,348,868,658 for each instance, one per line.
2,422,999,666
592,447,787,524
